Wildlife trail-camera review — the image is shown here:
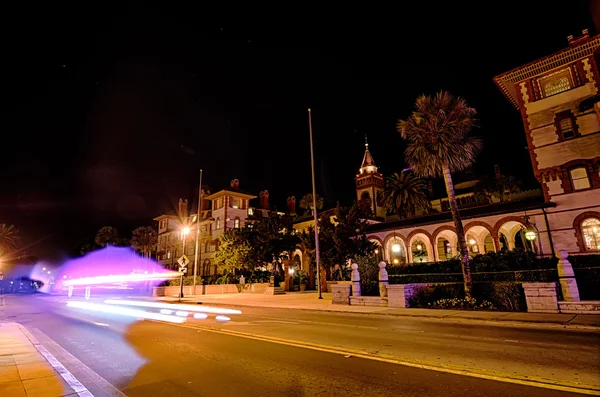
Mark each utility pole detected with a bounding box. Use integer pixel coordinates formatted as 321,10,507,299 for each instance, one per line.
308,108,322,299
193,169,203,295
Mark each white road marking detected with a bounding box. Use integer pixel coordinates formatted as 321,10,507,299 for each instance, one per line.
36,344,94,396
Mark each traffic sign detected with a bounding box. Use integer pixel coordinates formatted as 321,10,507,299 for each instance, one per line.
179,266,188,274
177,255,190,267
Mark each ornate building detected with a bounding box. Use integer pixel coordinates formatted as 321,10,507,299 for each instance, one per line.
362,30,600,264
355,138,386,218
154,180,278,274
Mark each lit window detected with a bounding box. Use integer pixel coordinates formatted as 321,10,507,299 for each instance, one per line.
570,167,591,191
216,218,220,229
167,251,171,259
248,208,254,216
544,77,571,96
540,69,572,97
582,218,600,251
232,198,240,209
234,218,240,228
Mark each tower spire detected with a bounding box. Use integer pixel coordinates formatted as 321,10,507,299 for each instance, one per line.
365,134,369,149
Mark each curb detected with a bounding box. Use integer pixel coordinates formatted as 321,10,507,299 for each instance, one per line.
161,299,600,331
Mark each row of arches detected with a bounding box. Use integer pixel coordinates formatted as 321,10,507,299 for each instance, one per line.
368,217,538,265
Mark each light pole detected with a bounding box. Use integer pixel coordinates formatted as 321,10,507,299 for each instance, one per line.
193,169,203,295
308,108,322,299
179,226,190,300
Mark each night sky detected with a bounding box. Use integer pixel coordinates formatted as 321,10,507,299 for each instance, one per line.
2,2,597,261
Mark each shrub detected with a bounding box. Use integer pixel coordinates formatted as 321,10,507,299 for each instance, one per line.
472,282,526,312
355,255,380,296
428,297,495,310
573,267,600,300
407,283,464,308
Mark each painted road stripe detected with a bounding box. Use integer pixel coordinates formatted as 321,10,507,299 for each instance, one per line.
174,322,600,396
36,344,94,396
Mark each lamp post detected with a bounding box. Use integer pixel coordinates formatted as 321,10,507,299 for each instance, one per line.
308,108,322,299
179,226,190,300
523,214,543,256
193,169,203,296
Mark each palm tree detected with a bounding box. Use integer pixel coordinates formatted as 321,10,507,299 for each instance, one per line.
0,224,21,258
299,193,324,217
131,226,158,258
382,171,431,218
397,91,482,297
95,226,119,247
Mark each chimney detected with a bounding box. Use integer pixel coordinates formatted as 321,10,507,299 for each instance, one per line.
494,164,501,179
427,181,433,197
200,190,210,211
287,196,296,214
230,179,240,189
178,198,188,218
259,190,270,209
568,29,590,46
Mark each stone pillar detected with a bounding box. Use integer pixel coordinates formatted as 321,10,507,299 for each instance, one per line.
556,250,580,302
351,263,361,297
378,261,389,297
522,282,559,313
331,284,351,305
491,235,501,252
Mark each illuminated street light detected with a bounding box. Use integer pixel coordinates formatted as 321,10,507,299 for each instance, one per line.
469,239,476,245
42,267,46,271
416,244,422,251
525,231,537,241
392,243,401,253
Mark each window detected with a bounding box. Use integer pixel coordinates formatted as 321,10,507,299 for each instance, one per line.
570,167,591,190
248,208,254,216
582,218,600,251
167,251,171,259
234,218,240,228
231,197,240,209
539,68,573,97
555,110,578,140
216,218,220,229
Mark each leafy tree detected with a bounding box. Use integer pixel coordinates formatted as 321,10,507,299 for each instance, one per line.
299,193,324,217
95,226,119,247
131,226,158,258
397,91,482,297
213,228,254,274
299,203,376,277
477,175,521,203
250,212,299,264
0,224,21,258
382,171,431,218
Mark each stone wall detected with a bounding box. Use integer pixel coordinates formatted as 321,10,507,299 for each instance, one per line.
522,282,559,313
153,283,270,297
331,284,351,305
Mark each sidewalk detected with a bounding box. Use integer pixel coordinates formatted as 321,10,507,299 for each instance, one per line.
159,291,600,329
0,322,82,397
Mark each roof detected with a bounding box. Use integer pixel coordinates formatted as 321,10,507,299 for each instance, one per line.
204,187,256,200
367,196,554,233
361,148,376,169
152,214,179,221
493,33,600,108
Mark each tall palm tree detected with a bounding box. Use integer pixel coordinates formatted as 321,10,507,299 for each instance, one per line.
0,224,21,257
397,91,482,296
299,193,324,217
382,171,431,218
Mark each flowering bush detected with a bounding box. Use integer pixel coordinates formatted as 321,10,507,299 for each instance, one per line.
428,296,495,311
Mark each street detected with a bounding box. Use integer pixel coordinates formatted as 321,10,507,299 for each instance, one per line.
1,293,599,396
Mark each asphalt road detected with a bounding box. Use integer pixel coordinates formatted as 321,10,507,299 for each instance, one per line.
1,293,598,397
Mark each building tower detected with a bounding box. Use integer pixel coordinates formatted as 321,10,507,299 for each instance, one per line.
494,29,600,254
355,137,386,218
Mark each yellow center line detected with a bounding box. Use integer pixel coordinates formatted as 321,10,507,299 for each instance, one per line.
171,321,600,396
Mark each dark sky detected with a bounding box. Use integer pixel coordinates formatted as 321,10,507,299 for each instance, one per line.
1,2,597,261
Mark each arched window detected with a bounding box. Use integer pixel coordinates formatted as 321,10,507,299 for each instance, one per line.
216,218,221,229
234,217,240,228
544,77,571,96
361,191,370,200
582,218,600,251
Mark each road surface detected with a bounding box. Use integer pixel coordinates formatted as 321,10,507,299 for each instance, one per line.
0,293,598,396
